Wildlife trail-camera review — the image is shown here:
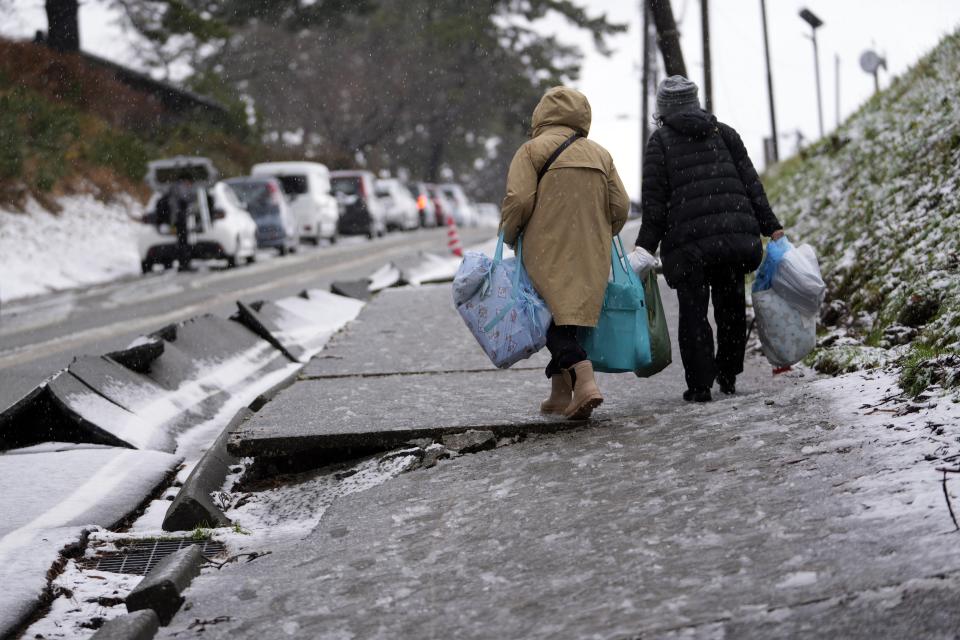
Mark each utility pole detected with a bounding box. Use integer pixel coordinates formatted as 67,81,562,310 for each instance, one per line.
649,0,687,77
834,54,840,128
700,0,712,112
641,0,652,171
800,8,825,138
759,0,778,163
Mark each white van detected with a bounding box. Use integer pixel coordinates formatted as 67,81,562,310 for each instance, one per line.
251,162,340,244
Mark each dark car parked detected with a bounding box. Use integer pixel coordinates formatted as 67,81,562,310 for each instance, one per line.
330,170,386,238
224,177,299,255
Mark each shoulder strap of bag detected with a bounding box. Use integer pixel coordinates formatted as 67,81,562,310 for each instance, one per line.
537,132,581,182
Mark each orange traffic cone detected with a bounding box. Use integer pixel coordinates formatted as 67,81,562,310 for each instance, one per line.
446,214,463,257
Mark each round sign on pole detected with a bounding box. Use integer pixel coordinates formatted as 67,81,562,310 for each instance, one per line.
860,50,884,74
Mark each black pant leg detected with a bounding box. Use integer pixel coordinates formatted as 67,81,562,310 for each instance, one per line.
176,211,191,267
676,278,716,391
545,322,587,378
710,267,747,380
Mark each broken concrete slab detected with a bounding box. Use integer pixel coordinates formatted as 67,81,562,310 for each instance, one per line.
68,355,170,415
91,609,160,640
126,545,204,625
367,262,404,292
441,429,496,454
303,285,547,379
330,279,373,301
234,300,305,363
105,339,165,375
228,369,656,458
161,410,248,532
47,372,176,451
0,446,180,538
146,315,285,391
0,381,68,451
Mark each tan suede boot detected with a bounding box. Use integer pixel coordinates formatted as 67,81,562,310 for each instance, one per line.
540,374,572,415
563,360,603,419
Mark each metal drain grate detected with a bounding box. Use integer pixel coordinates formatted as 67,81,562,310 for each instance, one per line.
81,539,225,575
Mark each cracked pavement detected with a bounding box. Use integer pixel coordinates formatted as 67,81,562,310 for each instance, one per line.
159,282,960,639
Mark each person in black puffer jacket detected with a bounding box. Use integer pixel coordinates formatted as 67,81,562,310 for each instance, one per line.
632,76,784,402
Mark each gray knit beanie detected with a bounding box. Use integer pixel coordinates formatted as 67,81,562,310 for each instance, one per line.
656,75,701,117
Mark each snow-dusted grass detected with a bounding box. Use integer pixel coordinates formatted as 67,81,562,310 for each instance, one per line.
766,29,960,393
0,194,142,302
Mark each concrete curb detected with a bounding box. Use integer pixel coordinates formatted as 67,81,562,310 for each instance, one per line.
330,279,374,300
234,301,305,363
161,409,252,532
125,545,204,625
0,309,299,451
90,609,160,640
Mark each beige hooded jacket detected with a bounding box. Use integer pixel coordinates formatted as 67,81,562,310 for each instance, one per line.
500,86,629,327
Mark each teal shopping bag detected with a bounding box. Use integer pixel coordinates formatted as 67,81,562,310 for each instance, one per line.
578,237,653,373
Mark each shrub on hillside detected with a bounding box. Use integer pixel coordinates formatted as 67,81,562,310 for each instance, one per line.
765,29,960,396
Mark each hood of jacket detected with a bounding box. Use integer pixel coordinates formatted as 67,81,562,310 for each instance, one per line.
661,109,717,139
531,86,592,138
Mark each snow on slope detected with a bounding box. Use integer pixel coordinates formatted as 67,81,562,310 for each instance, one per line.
0,194,142,302
765,29,960,384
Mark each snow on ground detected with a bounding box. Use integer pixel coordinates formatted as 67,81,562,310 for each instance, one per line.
0,194,142,303
815,367,960,526
21,560,141,640
0,448,179,638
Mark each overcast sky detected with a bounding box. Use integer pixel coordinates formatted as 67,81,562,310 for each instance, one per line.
3,1,960,200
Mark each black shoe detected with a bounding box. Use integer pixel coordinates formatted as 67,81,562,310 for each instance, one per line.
683,388,712,403
717,375,736,395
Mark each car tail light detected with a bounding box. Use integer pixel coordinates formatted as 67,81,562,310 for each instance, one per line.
416,194,427,211
358,178,367,199
212,208,226,220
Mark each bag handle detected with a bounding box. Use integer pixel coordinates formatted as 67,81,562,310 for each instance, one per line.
609,235,631,284
538,132,581,181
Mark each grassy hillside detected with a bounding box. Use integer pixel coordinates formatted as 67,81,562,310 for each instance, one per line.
764,29,960,395
0,38,265,210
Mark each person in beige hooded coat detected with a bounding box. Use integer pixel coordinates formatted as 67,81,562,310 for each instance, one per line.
500,86,630,419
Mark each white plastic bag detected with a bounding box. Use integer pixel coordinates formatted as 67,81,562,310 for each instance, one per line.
772,243,826,316
753,288,816,367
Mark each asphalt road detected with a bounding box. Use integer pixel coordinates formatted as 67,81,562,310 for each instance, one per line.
0,226,492,411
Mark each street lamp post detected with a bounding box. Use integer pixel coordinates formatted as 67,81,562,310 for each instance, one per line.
799,8,824,139
759,0,778,163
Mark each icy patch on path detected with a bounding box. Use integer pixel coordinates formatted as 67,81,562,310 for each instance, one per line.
0,194,142,302
214,454,420,550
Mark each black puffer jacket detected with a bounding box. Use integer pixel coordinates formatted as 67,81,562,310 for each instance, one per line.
636,110,782,287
